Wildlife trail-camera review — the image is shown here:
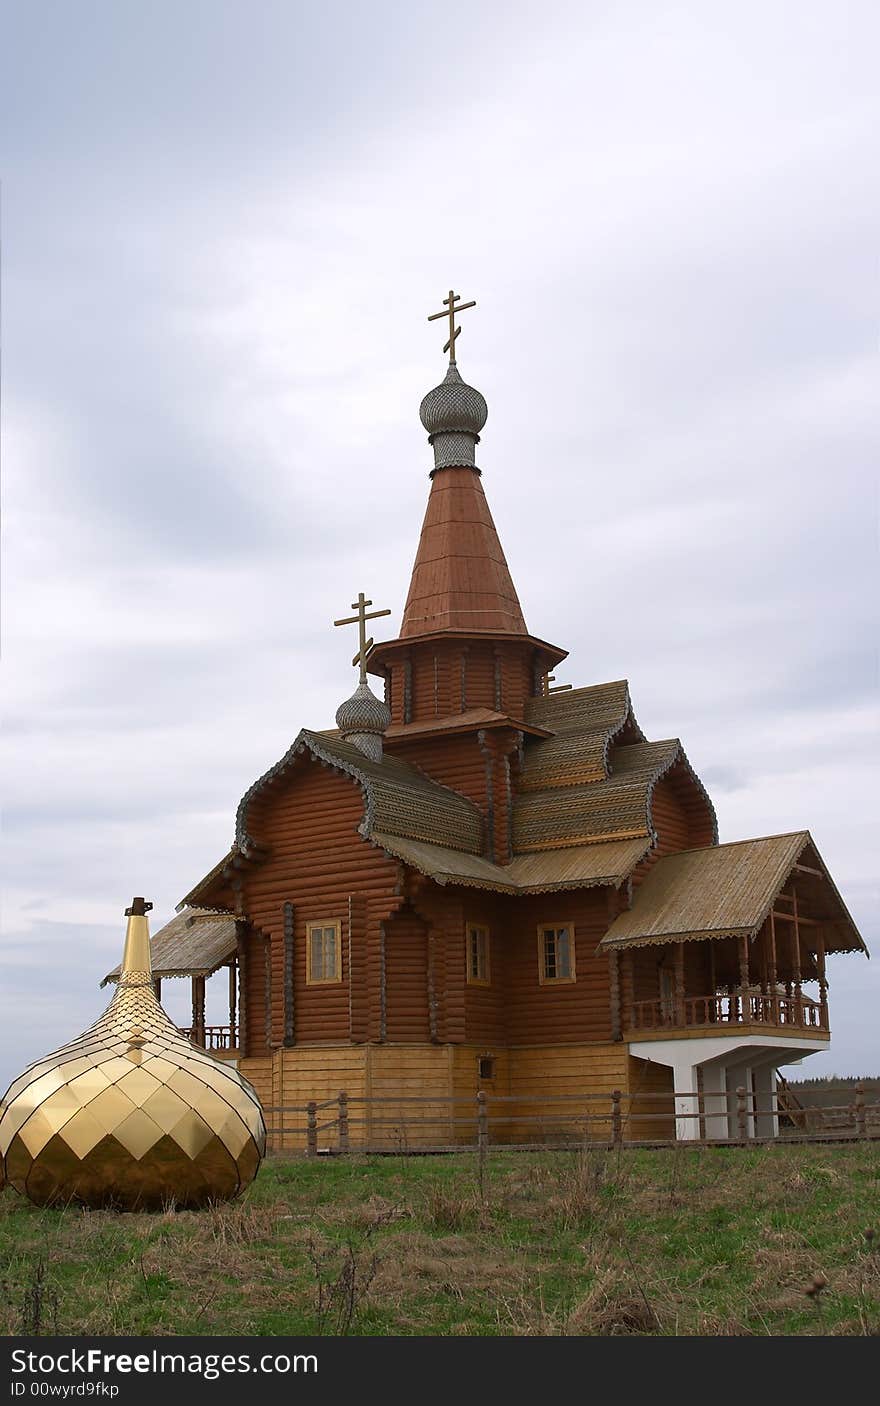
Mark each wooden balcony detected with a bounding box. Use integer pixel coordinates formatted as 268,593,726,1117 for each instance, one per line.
626,990,827,1036
178,1023,239,1052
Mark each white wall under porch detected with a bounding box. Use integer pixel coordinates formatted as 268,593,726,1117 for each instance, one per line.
628,1034,828,1140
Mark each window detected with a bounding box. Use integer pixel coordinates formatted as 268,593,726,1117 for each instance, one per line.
538,924,576,983
466,924,490,985
306,920,342,985
478,1055,495,1082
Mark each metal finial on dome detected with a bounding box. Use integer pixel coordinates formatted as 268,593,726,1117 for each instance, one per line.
333,592,393,761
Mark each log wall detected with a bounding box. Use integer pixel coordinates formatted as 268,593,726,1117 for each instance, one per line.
236,757,402,1057
502,888,614,1045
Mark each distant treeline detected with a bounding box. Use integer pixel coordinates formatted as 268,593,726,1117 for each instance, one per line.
783,1074,880,1113
786,1075,880,1089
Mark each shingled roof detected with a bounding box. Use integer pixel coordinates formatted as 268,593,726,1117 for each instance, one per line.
520,680,643,789
598,832,868,954
236,729,484,857
370,833,651,894
513,738,715,851
102,907,237,985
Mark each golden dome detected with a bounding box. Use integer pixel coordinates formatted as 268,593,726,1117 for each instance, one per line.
0,898,265,1209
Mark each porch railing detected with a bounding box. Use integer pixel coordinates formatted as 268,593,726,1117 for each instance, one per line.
177,1024,238,1050
628,991,826,1033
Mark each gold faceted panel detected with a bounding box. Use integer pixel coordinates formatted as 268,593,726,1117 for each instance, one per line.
0,901,266,1210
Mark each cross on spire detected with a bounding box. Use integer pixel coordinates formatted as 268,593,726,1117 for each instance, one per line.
428,288,476,363
333,592,392,682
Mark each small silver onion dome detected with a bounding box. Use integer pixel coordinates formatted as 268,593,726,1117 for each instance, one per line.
335,680,392,763
419,363,488,474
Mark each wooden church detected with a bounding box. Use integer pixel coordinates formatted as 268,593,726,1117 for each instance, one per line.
109,292,867,1142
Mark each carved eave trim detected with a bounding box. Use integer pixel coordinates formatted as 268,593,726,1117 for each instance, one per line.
643,741,720,848
365,630,568,677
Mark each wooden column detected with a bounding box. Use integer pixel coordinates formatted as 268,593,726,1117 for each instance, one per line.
477,731,495,861
378,920,387,1043
263,933,272,1050
620,950,634,1031
427,928,440,1043
767,911,778,1021
706,943,718,1022
609,950,622,1041
738,934,750,1023
191,975,206,1048
816,931,828,1030
235,919,248,1058
674,942,686,1025
347,894,369,1042
228,960,237,1045
283,902,296,1047
791,887,803,1024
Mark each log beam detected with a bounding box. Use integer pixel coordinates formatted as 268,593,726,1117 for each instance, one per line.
283,902,296,1047
191,975,206,1048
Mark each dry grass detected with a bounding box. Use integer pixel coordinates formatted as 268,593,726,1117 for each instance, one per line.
1,1142,877,1336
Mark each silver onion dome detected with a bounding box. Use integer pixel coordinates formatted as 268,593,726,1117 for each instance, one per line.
335,680,392,763
419,363,488,474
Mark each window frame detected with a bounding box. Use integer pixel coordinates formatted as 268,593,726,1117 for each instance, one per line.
466,923,491,986
537,922,577,985
477,1054,496,1082
305,918,344,986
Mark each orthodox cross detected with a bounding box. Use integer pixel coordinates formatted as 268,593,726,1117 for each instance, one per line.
428,288,476,362
546,675,573,696
334,592,392,683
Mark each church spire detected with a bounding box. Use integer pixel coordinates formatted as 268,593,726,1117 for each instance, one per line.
365,294,566,721
401,289,526,636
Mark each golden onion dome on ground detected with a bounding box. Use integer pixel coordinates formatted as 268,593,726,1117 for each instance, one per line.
0,898,266,1210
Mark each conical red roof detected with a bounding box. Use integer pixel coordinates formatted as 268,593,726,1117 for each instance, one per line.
400,467,528,638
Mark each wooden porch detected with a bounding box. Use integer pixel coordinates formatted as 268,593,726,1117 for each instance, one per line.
627,988,827,1035
164,958,241,1055
612,868,837,1040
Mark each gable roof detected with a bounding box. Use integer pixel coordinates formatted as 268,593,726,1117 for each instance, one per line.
236,729,485,858
513,737,714,851
598,832,868,954
102,907,237,985
520,680,643,789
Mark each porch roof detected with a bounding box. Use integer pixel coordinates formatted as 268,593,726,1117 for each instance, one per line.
370,832,651,893
598,831,868,954
101,907,237,985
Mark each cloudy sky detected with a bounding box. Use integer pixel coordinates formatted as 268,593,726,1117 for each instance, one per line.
2,1,877,1086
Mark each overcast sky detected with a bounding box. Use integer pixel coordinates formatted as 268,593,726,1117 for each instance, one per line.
2,1,877,1087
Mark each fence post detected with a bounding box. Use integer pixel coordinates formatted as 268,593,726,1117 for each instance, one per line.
854,1083,866,1139
306,1100,318,1158
736,1086,748,1142
476,1090,489,1156
611,1089,622,1146
337,1090,349,1154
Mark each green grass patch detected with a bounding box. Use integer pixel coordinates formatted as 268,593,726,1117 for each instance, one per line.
1,1142,878,1336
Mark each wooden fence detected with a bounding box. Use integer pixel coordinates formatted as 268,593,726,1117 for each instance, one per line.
260,1082,880,1156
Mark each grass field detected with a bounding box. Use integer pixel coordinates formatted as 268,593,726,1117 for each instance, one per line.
2,1142,878,1336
